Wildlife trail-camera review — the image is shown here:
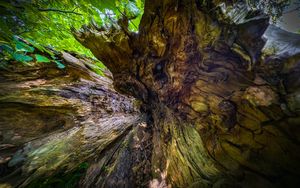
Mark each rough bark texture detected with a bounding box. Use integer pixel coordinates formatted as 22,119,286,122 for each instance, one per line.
0,52,150,187
1,0,300,188
73,0,300,187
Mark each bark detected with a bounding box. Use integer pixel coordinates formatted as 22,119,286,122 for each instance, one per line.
0,52,148,187
72,0,300,187
1,0,300,188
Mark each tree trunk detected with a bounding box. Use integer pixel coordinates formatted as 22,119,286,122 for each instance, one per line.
73,0,300,187
0,52,147,187
1,0,300,188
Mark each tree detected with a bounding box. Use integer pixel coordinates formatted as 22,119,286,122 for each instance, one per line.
1,0,300,187
0,0,144,58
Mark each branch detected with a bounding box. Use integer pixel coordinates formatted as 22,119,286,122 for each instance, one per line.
72,23,133,75
38,8,82,15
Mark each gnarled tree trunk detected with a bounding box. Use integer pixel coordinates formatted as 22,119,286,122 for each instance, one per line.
73,0,300,187
1,0,300,187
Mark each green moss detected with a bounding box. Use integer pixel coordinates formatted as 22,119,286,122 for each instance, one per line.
166,123,220,187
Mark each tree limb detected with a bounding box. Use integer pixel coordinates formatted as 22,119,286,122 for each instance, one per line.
37,8,82,15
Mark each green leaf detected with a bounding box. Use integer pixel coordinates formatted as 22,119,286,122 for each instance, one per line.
35,54,51,63
54,60,65,69
26,38,54,56
14,39,35,53
13,53,33,62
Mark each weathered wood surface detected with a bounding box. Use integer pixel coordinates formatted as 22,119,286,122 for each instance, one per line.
73,0,300,187
0,0,300,187
0,52,149,187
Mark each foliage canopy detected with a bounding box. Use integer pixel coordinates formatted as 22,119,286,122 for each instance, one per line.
0,0,144,57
